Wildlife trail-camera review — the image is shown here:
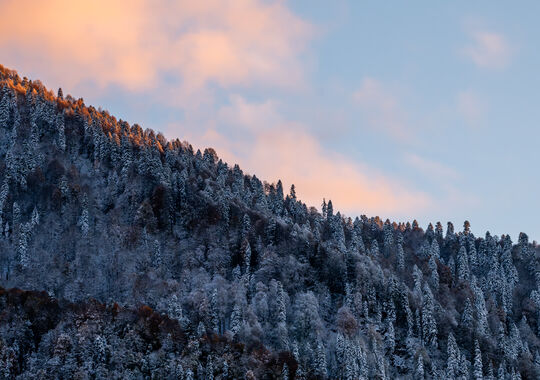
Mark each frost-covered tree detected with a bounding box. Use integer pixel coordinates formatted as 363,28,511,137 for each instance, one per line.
422,284,437,348
473,339,483,380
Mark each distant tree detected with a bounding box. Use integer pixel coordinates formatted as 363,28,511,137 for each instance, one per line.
289,184,296,200
446,222,455,240
327,200,333,219
463,220,471,235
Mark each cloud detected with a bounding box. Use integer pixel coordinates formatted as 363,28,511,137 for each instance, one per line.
457,90,488,127
404,153,460,182
217,95,282,132
0,0,313,95
352,78,411,140
462,31,511,69
178,96,432,218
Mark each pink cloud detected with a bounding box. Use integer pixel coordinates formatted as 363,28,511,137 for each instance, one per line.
352,78,411,140
462,31,511,69
404,153,460,182
457,90,488,127
0,0,313,94
179,97,432,218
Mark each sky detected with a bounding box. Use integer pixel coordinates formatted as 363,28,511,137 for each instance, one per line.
0,0,539,241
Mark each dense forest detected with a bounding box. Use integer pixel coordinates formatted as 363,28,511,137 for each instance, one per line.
0,64,539,379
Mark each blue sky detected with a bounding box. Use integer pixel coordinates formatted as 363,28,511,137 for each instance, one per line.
1,0,538,240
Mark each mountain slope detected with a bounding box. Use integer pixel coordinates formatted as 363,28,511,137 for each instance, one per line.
0,64,539,379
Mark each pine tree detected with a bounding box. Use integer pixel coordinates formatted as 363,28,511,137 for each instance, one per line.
446,221,455,241
486,361,494,380
289,184,296,200
242,240,252,275
167,294,184,323
416,354,425,379
0,181,9,217
460,298,474,331
31,206,39,227
435,221,444,239
210,288,219,333
18,226,29,268
396,243,405,271
230,302,242,335
413,265,423,295
56,112,66,151
497,361,507,380
428,255,439,290
197,321,206,337
473,339,483,380
206,356,214,380
371,239,380,257
457,245,470,281
281,363,289,380
447,332,459,378
422,284,437,348
222,360,229,379
327,200,333,220
0,87,11,128
385,320,395,354
383,223,394,256
463,220,471,235
472,278,489,336
152,240,162,268
430,239,440,258
315,340,327,379
79,209,89,236
12,201,20,228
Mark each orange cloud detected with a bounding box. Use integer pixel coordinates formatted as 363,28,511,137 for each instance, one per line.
180,97,432,219
0,0,313,93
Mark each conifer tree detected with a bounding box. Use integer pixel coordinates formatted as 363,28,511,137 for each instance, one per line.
396,243,405,271
460,298,474,332
457,245,470,281
31,206,39,227
472,278,489,336
416,354,425,379
56,112,66,151
447,332,459,378
230,302,242,335
428,255,439,290
281,363,289,380
210,289,219,333
473,339,483,380
422,284,437,348
315,340,327,379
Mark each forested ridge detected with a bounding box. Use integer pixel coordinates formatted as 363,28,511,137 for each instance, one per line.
0,64,539,379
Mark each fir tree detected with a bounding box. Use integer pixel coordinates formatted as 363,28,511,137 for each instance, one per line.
416,354,425,379
315,340,327,379
396,243,405,271
473,339,483,380
422,284,437,348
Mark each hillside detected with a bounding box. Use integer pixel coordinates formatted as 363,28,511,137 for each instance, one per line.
0,64,539,379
